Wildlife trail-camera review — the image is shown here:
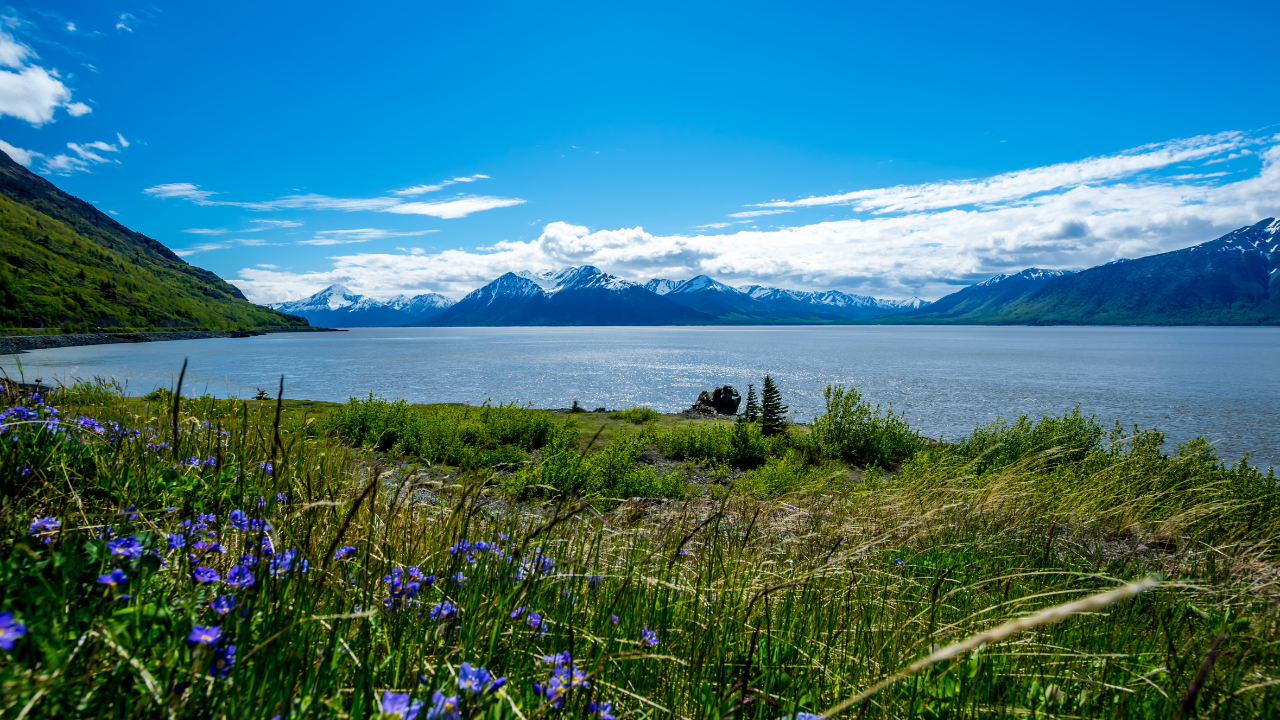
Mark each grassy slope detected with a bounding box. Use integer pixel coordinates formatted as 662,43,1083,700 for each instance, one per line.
0,154,308,332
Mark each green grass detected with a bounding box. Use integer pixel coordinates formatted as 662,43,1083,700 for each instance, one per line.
0,381,1277,719
607,407,661,424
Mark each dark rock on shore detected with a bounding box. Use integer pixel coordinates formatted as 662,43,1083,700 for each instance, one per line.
0,327,341,356
682,385,741,418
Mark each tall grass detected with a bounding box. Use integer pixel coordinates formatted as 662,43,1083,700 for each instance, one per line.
0,382,1276,719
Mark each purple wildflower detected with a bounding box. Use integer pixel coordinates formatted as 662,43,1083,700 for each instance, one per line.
208,644,235,679
167,533,187,549
28,516,59,540
457,662,492,693
428,601,457,621
0,612,27,651
106,536,143,559
641,626,659,647
98,568,127,587
210,595,236,615
333,545,357,560
380,691,422,720
588,701,617,720
193,567,220,583
610,615,619,624
188,624,221,644
527,611,546,635
428,691,461,720
229,509,252,531
226,565,255,588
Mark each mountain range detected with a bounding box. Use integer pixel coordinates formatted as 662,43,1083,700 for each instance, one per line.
272,267,931,327
271,219,1279,327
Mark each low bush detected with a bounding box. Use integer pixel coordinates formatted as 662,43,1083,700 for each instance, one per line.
955,405,1104,475
315,393,558,467
607,406,661,424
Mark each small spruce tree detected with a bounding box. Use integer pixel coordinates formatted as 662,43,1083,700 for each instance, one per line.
760,374,788,436
743,384,759,422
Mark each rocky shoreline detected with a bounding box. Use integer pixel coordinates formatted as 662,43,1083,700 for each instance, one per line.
0,327,341,356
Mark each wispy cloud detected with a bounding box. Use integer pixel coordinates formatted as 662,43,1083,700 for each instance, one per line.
175,237,274,257
393,173,491,197
728,209,793,218
182,228,229,235
28,135,129,175
754,131,1262,215
145,183,523,218
297,228,439,245
233,130,1280,304
248,219,303,228
384,195,525,219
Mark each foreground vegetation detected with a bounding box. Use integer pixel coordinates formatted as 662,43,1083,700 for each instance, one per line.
0,375,1277,719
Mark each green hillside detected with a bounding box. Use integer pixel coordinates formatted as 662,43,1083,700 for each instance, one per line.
0,152,307,332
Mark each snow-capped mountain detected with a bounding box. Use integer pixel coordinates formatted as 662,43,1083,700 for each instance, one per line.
974,268,1074,288
425,267,710,326
739,285,930,318
643,278,682,295
267,285,455,327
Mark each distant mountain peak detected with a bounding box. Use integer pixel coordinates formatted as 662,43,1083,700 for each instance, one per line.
671,275,737,294
976,268,1073,287
644,278,683,295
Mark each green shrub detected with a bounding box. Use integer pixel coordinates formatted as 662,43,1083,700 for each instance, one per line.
316,394,557,467
608,406,661,424
955,406,1103,475
810,384,924,467
733,450,821,498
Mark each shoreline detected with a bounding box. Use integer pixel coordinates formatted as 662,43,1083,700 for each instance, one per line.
0,327,342,356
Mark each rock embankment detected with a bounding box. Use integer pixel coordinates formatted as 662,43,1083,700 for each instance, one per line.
0,328,339,355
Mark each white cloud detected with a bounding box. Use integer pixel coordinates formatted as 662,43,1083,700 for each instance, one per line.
0,30,34,68
116,133,129,148
0,31,90,125
755,131,1259,214
233,131,1280,304
256,264,279,269
297,228,439,245
249,219,303,228
0,137,36,165
146,183,526,218
393,173,491,197
176,238,274,256
116,14,134,32
183,228,229,235
697,222,733,229
385,195,526,219
728,209,793,218
65,22,75,32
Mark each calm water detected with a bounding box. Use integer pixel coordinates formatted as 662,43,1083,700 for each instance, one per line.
3,326,1277,469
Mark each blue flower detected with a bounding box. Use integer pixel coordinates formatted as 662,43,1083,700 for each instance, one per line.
427,691,461,720
276,492,287,503
188,624,221,644
509,606,526,618
226,565,255,588
527,611,546,635
208,644,236,679
452,572,467,586
229,510,253,531
193,567,220,583
106,536,143,559
894,558,905,566
380,691,422,720
588,701,617,720
641,626,659,647
259,462,273,474
457,662,492,693
333,545,357,560
167,533,187,549
98,568,127,587
28,516,60,541
0,612,27,651
269,549,307,575
428,601,457,621
610,615,619,625
210,595,236,615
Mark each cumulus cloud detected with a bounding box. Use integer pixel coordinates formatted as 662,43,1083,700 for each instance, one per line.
233,131,1280,304
0,30,90,125
145,182,525,218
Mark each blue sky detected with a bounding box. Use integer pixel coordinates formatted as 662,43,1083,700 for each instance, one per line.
2,0,1279,302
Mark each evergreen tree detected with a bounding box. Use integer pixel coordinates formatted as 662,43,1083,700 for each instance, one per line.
760,374,788,436
742,384,759,422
